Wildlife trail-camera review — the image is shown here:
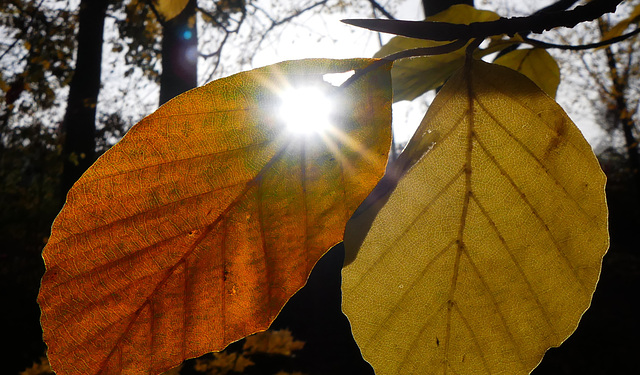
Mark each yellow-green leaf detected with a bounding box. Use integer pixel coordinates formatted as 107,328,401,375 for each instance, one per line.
38,58,392,375
342,59,608,375
374,4,500,102
154,0,189,21
494,48,560,98
601,2,640,41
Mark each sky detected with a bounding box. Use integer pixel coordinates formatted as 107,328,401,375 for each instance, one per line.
98,0,434,146
229,0,606,146
248,0,431,145
95,0,612,149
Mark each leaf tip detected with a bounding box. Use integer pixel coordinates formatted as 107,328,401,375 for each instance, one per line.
340,19,361,26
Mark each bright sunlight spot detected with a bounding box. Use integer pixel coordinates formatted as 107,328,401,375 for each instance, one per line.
279,86,334,135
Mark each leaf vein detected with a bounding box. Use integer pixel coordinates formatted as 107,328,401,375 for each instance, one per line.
470,194,559,338
474,99,592,219
397,301,449,374
56,179,249,249
474,136,589,294
452,303,491,374
478,78,586,153
300,139,310,272
461,250,526,366
362,239,456,349
256,176,273,315
86,138,274,183
348,168,465,292
71,142,295,374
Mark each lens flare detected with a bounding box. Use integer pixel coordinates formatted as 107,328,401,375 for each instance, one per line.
278,86,334,135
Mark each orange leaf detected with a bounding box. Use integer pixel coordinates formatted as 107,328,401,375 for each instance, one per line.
38,58,392,375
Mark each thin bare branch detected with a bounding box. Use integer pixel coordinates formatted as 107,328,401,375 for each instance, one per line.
0,0,46,63
143,0,166,27
367,0,395,20
196,6,231,32
340,38,468,90
579,51,611,97
621,41,633,89
251,1,329,62
270,0,328,28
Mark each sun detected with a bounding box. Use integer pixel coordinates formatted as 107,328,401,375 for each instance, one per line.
278,86,334,135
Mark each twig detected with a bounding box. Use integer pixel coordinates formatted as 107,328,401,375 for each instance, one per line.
342,0,622,41
251,0,329,62
270,0,328,28
367,0,395,20
522,27,640,50
380,38,469,62
340,38,468,89
370,2,384,48
144,0,166,27
0,0,46,63
0,38,20,63
199,6,247,82
196,6,231,32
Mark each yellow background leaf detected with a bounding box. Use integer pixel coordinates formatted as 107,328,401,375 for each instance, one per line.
374,5,500,102
154,0,190,21
38,58,391,375
600,2,640,40
494,48,560,98
342,60,608,375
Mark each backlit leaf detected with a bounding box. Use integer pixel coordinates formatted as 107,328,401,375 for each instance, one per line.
494,48,560,98
374,5,500,102
342,60,608,375
600,2,640,41
38,58,392,375
153,0,190,21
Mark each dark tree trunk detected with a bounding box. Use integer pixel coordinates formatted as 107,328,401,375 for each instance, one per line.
422,0,473,17
603,48,640,195
597,18,640,197
159,0,198,105
60,0,109,202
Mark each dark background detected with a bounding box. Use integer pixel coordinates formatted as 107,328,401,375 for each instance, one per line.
2,0,639,374
2,169,639,374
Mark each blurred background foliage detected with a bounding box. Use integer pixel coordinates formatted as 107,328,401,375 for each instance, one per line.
1,0,638,374
19,329,309,375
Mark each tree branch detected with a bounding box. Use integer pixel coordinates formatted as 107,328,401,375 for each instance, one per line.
342,0,623,41
201,12,246,82
340,39,468,90
0,0,46,63
250,1,329,62
144,0,166,27
268,0,328,28
196,6,231,32
367,0,395,20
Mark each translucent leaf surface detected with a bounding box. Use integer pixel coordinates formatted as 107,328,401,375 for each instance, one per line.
374,5,499,102
342,60,608,375
494,48,560,98
39,58,392,375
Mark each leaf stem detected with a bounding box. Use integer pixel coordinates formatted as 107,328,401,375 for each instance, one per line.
340,39,468,89
521,27,640,50
465,38,483,57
